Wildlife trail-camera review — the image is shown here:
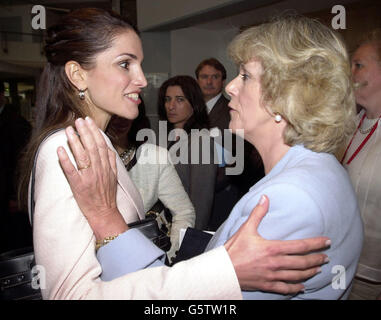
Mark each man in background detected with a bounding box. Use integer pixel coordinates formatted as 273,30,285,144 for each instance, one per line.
195,58,230,132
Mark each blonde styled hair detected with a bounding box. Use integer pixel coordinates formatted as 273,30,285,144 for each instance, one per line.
228,15,356,154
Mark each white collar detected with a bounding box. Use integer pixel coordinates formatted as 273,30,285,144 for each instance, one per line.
206,92,222,114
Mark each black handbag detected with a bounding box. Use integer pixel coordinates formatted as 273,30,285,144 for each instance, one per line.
146,200,172,236
0,218,171,300
0,247,41,300
128,218,171,252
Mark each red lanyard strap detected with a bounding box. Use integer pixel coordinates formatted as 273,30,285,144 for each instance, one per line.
341,113,379,165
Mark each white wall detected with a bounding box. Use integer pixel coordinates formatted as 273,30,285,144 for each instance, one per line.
167,0,360,87
170,25,238,86
141,24,239,130
137,0,241,31
140,31,171,134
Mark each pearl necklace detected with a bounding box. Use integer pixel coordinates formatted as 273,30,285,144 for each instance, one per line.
119,147,136,166
359,118,380,134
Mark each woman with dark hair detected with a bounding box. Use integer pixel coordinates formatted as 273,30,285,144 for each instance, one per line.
158,75,217,229
20,7,330,299
158,76,210,132
106,101,196,261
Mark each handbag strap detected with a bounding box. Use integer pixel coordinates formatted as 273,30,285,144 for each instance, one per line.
146,199,165,215
30,129,64,226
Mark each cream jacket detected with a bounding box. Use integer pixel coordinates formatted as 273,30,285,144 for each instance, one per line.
344,110,381,282
129,143,195,259
30,130,241,299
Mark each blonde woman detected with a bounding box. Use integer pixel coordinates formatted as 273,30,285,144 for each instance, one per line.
204,15,363,299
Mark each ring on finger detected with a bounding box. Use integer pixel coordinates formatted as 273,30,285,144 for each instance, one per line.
78,162,91,170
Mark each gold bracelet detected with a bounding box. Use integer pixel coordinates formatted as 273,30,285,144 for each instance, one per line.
95,234,120,251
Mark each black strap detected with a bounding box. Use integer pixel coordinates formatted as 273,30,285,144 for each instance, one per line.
30,129,64,226
146,199,165,215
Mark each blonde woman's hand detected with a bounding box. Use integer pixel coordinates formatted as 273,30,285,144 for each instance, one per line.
57,117,128,240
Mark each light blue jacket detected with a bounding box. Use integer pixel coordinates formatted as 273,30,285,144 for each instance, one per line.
206,145,363,299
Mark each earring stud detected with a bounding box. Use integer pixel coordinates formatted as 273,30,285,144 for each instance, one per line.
274,114,282,123
79,89,85,100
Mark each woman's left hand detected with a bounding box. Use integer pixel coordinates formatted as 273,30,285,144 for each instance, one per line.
57,117,128,240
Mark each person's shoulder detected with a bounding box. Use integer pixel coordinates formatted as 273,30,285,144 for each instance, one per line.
266,146,353,207
37,129,67,159
32,129,70,178
217,94,230,104
217,95,230,111
136,142,172,166
286,145,342,175
137,143,170,158
139,142,167,153
40,129,66,146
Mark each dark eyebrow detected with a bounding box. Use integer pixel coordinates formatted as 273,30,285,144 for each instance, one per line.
118,53,138,60
165,95,185,99
200,73,220,76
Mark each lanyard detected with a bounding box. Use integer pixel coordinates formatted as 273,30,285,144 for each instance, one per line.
341,113,379,165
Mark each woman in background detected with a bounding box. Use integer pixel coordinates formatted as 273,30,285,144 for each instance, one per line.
158,76,217,230
343,28,381,300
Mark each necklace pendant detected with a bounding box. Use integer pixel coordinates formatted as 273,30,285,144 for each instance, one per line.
119,147,135,166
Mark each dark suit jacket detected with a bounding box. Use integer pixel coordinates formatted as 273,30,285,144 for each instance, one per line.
169,132,217,230
207,94,265,231
208,94,230,133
